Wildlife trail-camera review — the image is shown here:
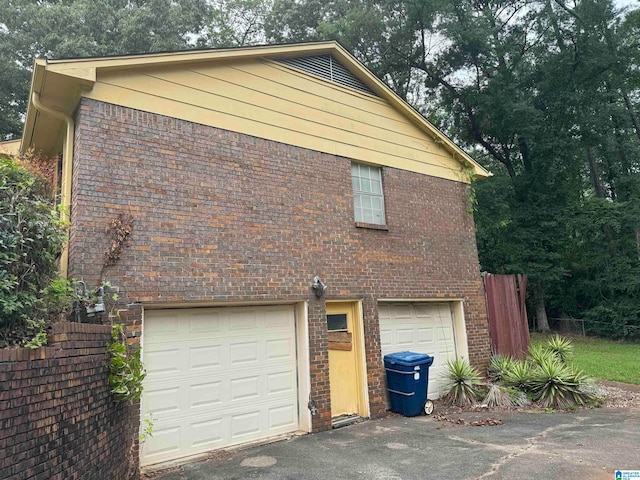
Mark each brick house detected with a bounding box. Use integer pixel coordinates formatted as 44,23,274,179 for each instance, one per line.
20,42,491,468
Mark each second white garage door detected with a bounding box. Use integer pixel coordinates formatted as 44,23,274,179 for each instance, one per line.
379,303,458,399
141,305,299,467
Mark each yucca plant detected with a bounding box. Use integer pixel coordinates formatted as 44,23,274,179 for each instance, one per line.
482,383,515,408
443,359,483,407
545,335,574,364
488,355,515,383
529,357,595,409
502,359,533,391
528,343,556,368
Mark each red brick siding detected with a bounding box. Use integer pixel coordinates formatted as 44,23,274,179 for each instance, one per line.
69,98,491,430
0,321,140,480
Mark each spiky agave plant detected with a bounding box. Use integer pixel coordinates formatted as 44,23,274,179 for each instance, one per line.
488,355,515,383
443,359,483,407
545,335,574,364
528,343,556,368
502,359,533,392
482,383,515,408
529,356,595,409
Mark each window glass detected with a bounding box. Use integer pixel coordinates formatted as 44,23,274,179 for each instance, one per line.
351,162,385,225
327,314,348,331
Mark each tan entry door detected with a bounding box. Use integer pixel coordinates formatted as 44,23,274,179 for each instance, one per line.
326,302,362,418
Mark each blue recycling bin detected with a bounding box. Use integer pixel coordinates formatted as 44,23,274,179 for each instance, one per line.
384,351,434,416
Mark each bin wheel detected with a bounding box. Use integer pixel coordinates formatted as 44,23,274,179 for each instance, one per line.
423,399,434,415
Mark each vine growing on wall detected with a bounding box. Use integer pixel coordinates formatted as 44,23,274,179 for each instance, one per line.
101,211,134,281
107,323,146,403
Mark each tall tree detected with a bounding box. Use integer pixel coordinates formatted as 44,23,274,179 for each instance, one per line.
265,0,640,336
0,0,210,139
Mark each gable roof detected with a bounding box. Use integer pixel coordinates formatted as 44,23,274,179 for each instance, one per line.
22,41,490,180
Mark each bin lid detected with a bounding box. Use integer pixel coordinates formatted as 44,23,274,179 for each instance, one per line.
384,351,434,366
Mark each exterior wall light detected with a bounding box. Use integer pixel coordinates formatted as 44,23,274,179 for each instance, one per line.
312,276,327,298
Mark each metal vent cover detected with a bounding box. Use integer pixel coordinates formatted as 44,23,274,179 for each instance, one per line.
276,55,378,96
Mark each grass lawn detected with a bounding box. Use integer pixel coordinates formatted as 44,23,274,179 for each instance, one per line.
531,333,640,385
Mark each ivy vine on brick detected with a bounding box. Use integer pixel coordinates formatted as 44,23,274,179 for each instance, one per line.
107,323,145,403
102,212,134,277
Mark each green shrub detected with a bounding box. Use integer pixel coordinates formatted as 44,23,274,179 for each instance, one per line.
528,343,556,367
502,359,533,391
0,156,68,347
529,357,595,409
107,324,146,403
488,355,515,383
545,335,574,363
443,358,483,407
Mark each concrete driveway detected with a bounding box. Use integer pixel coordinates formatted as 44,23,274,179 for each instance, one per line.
145,408,640,480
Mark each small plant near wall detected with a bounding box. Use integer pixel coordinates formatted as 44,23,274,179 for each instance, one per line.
473,335,598,411
443,358,483,407
107,323,146,403
139,414,155,444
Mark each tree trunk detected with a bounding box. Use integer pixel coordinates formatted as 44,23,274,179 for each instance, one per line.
622,89,640,144
585,146,605,198
534,285,550,332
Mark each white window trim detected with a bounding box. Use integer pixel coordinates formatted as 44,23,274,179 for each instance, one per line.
351,162,386,225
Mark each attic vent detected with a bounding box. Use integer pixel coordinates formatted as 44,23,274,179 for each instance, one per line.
277,55,378,96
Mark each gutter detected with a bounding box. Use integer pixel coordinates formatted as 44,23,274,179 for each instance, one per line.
31,92,74,278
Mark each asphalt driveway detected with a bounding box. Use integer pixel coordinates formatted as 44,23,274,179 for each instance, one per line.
145,407,640,480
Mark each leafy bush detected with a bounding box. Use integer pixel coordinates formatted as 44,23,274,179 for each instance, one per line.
528,343,556,367
502,359,533,391
107,323,146,403
488,355,515,383
443,359,483,407
529,357,595,409
545,335,573,363
0,155,68,347
478,336,596,410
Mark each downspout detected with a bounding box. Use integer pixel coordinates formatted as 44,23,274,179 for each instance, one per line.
31,92,74,278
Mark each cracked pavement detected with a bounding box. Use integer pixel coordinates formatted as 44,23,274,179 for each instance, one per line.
145,408,640,480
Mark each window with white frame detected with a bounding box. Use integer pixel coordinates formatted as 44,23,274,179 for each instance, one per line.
351,162,386,225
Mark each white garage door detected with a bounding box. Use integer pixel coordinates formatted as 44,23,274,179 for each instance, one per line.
141,306,299,466
379,303,457,399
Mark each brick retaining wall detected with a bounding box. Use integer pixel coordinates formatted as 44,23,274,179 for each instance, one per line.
0,319,140,480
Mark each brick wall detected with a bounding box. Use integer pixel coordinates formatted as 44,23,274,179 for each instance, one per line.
0,321,140,480
69,98,491,431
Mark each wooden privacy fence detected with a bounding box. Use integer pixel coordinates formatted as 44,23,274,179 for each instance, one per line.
483,273,530,359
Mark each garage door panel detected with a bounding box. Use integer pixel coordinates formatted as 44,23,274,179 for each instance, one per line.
141,305,299,466
266,338,295,360
267,371,296,395
190,417,224,448
229,340,259,364
416,327,435,344
229,310,257,330
144,386,181,416
189,344,222,370
189,381,223,409
145,348,182,377
379,303,458,399
268,404,297,429
145,424,181,458
188,310,223,333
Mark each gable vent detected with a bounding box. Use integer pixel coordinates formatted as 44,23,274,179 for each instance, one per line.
276,55,378,97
